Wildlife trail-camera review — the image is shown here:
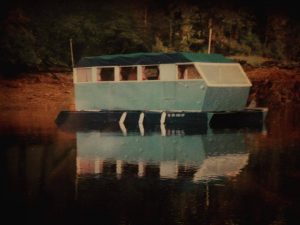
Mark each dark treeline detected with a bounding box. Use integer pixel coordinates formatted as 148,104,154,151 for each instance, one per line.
0,0,299,74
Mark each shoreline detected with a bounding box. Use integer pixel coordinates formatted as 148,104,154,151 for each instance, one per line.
0,66,299,112
0,66,299,132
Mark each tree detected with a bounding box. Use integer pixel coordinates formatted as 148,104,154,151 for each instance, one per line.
0,9,41,73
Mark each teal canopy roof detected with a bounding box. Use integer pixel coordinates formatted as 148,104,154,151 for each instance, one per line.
76,52,233,67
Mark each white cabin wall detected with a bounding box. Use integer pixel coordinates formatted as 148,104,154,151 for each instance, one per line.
114,67,120,81
159,64,177,81
91,67,97,82
73,68,77,83
137,66,143,81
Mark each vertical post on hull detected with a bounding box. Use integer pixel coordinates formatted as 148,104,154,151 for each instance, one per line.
139,112,145,136
119,112,127,136
160,111,166,124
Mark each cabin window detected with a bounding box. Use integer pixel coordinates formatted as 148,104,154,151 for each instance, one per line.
120,66,137,81
97,67,114,81
177,64,202,79
142,66,160,80
76,68,93,82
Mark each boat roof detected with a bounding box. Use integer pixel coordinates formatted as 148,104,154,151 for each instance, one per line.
76,52,233,67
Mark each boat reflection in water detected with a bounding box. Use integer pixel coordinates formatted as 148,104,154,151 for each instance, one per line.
76,123,260,183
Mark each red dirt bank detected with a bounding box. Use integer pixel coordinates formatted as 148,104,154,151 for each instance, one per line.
246,67,300,107
0,72,74,111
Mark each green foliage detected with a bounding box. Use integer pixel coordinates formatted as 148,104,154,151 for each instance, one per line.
262,15,289,60
99,10,146,54
0,9,41,72
152,36,169,52
0,0,299,74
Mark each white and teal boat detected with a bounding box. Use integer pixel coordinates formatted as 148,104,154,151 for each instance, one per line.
56,52,267,128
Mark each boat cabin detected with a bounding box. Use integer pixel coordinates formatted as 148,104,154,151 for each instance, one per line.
73,52,251,112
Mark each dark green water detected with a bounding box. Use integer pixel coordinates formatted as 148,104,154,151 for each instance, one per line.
1,107,299,225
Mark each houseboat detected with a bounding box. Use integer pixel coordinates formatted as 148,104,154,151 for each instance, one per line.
56,52,268,128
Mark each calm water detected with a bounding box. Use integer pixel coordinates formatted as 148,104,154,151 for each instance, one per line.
1,107,299,225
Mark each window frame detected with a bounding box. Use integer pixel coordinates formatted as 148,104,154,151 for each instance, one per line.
176,63,203,80
96,66,115,82
119,66,138,81
75,67,93,83
141,65,160,81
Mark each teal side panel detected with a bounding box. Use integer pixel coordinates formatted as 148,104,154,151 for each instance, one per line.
202,87,250,111
175,81,206,110
75,80,207,111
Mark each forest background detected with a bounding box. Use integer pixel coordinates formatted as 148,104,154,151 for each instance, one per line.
1,0,299,75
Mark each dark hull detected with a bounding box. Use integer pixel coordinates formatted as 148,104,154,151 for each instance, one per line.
55,108,268,132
